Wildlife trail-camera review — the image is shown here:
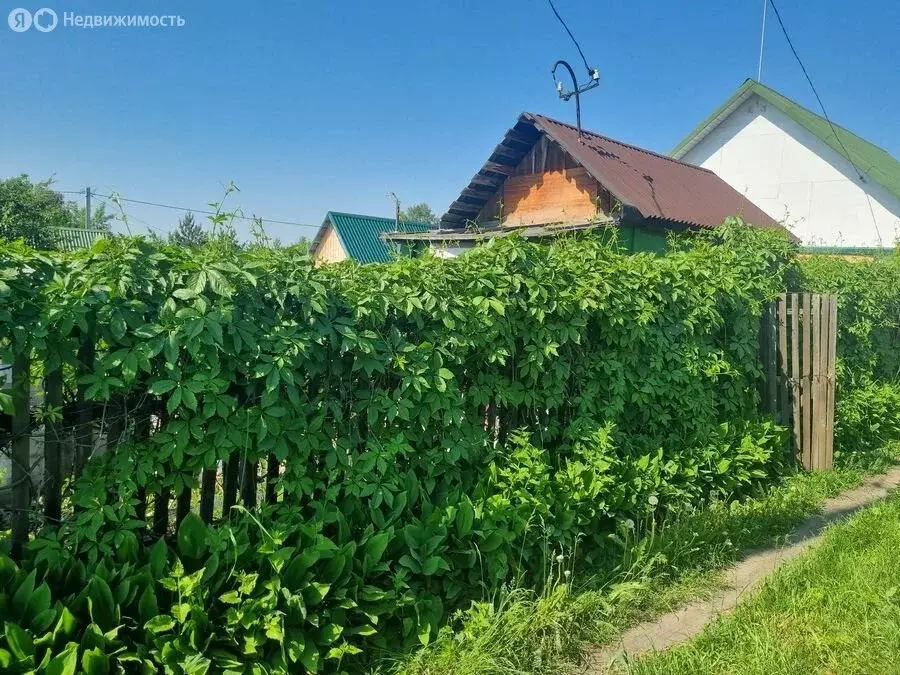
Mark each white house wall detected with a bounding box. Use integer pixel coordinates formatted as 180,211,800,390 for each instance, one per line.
681,95,900,247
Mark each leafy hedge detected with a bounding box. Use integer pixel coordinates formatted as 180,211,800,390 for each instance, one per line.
797,252,900,459
1,223,794,672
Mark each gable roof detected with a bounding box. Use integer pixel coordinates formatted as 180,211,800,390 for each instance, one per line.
311,212,432,263
441,112,779,231
671,79,900,202
50,226,109,252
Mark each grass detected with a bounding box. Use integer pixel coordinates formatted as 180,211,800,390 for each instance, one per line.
628,490,900,675
382,445,898,675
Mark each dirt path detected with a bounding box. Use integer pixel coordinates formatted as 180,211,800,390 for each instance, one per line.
584,466,900,673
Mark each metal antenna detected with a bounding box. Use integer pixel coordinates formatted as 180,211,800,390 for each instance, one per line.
757,0,768,81
551,59,600,140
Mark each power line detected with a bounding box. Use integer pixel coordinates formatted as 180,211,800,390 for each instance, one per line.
546,0,591,74
91,193,319,230
766,0,864,183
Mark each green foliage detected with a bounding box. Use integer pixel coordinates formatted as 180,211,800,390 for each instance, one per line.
401,203,440,226
1,222,797,672
168,212,208,248
0,175,111,250
798,252,900,385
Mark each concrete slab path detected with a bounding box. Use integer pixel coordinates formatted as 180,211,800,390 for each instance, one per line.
585,466,900,673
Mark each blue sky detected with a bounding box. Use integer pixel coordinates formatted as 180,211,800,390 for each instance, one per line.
1,0,897,242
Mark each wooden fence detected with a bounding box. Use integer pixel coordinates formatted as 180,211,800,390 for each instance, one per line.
760,293,837,470
1,346,273,560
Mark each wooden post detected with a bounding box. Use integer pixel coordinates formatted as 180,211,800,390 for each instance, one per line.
199,467,217,523
43,367,64,524
764,305,777,415
10,352,31,560
801,293,812,469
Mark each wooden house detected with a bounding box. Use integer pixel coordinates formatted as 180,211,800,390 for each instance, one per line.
384,112,785,256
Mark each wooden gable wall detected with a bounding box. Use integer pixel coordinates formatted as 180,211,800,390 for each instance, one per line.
477,135,615,227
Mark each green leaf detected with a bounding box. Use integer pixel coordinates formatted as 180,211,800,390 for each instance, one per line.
81,646,110,675
144,615,176,634
11,569,36,617
148,379,177,395
87,576,118,632
456,497,475,538
4,622,34,660
138,586,158,624
364,532,391,573
46,642,79,675
148,538,168,579
53,607,77,640
300,642,320,673
177,512,209,560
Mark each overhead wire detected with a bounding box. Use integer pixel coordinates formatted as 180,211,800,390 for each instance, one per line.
546,0,591,74
766,0,882,244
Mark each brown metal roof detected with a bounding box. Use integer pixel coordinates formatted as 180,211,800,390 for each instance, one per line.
441,112,782,233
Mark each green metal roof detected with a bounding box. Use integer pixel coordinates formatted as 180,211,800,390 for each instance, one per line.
50,227,109,252
318,212,432,263
671,79,900,202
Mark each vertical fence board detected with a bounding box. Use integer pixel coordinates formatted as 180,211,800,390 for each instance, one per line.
265,454,279,504
222,458,239,517
199,467,218,523
764,306,778,415
241,459,257,509
153,489,170,537
43,367,64,524
175,487,192,528
777,294,789,427
10,352,31,560
825,296,838,468
812,295,826,470
74,340,95,477
801,293,812,469
790,294,801,457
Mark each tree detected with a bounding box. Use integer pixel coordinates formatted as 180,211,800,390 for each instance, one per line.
169,211,208,247
401,203,440,226
66,200,115,231
0,175,71,249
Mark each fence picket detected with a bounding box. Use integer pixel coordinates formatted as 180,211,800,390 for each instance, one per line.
10,352,31,560
43,367,64,524
801,293,812,468
790,293,801,457
199,467,217,523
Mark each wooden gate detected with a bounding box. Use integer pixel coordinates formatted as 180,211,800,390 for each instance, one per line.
760,293,837,471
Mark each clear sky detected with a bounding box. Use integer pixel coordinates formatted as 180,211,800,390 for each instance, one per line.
1,0,897,242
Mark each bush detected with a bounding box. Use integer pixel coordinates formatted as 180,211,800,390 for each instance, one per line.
0,223,796,672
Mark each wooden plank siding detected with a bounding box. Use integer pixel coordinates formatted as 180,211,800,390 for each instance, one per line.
476,135,614,227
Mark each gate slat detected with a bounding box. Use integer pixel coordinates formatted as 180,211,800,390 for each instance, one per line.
790,293,801,458
825,296,838,468
802,293,812,469
777,294,789,427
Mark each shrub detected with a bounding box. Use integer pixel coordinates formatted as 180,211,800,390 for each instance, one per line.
0,223,796,671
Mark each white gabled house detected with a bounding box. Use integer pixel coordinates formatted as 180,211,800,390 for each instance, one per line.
672,79,900,248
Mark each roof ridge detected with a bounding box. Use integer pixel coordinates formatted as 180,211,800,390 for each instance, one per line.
327,211,434,228
525,112,717,174
747,80,896,159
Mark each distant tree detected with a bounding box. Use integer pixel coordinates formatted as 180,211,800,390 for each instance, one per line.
169,211,208,247
401,202,440,226
66,200,115,231
0,174,71,249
